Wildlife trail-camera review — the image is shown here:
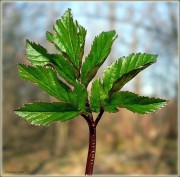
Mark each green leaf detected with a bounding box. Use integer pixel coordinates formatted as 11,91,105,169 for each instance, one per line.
70,81,88,111
50,54,78,85
103,53,157,95
90,78,108,112
18,64,72,102
46,8,86,69
106,91,167,114
25,40,78,85
14,102,81,126
78,24,87,62
15,8,168,128
18,64,87,111
81,30,117,86
26,40,50,66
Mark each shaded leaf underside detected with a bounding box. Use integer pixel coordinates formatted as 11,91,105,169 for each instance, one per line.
90,78,107,112
50,54,78,85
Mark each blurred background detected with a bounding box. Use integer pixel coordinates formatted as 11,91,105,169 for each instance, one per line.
2,1,178,175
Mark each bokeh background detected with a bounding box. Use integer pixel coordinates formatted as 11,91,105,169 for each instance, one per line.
2,1,178,175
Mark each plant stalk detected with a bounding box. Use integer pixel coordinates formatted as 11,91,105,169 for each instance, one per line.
83,109,104,175
85,123,96,175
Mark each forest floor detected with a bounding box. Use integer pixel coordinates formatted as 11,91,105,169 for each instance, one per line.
3,137,177,175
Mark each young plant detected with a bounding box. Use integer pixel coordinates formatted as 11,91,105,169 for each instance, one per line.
14,9,167,175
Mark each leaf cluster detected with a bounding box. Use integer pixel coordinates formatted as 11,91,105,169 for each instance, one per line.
14,9,167,126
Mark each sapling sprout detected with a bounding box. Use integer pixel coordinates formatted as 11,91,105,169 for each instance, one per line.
14,9,167,175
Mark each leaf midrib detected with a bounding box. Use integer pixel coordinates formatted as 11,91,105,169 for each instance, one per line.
67,15,77,67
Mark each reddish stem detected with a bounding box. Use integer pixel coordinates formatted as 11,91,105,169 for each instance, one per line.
95,108,104,126
85,123,96,175
82,109,104,175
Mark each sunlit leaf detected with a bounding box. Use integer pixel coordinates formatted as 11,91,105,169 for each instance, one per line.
18,64,72,102
46,8,86,69
105,91,167,114
103,53,157,95
81,30,117,86
26,40,50,66
14,102,81,126
25,40,78,85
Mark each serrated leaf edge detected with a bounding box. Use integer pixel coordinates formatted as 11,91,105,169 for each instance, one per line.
109,91,168,114
14,101,81,126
